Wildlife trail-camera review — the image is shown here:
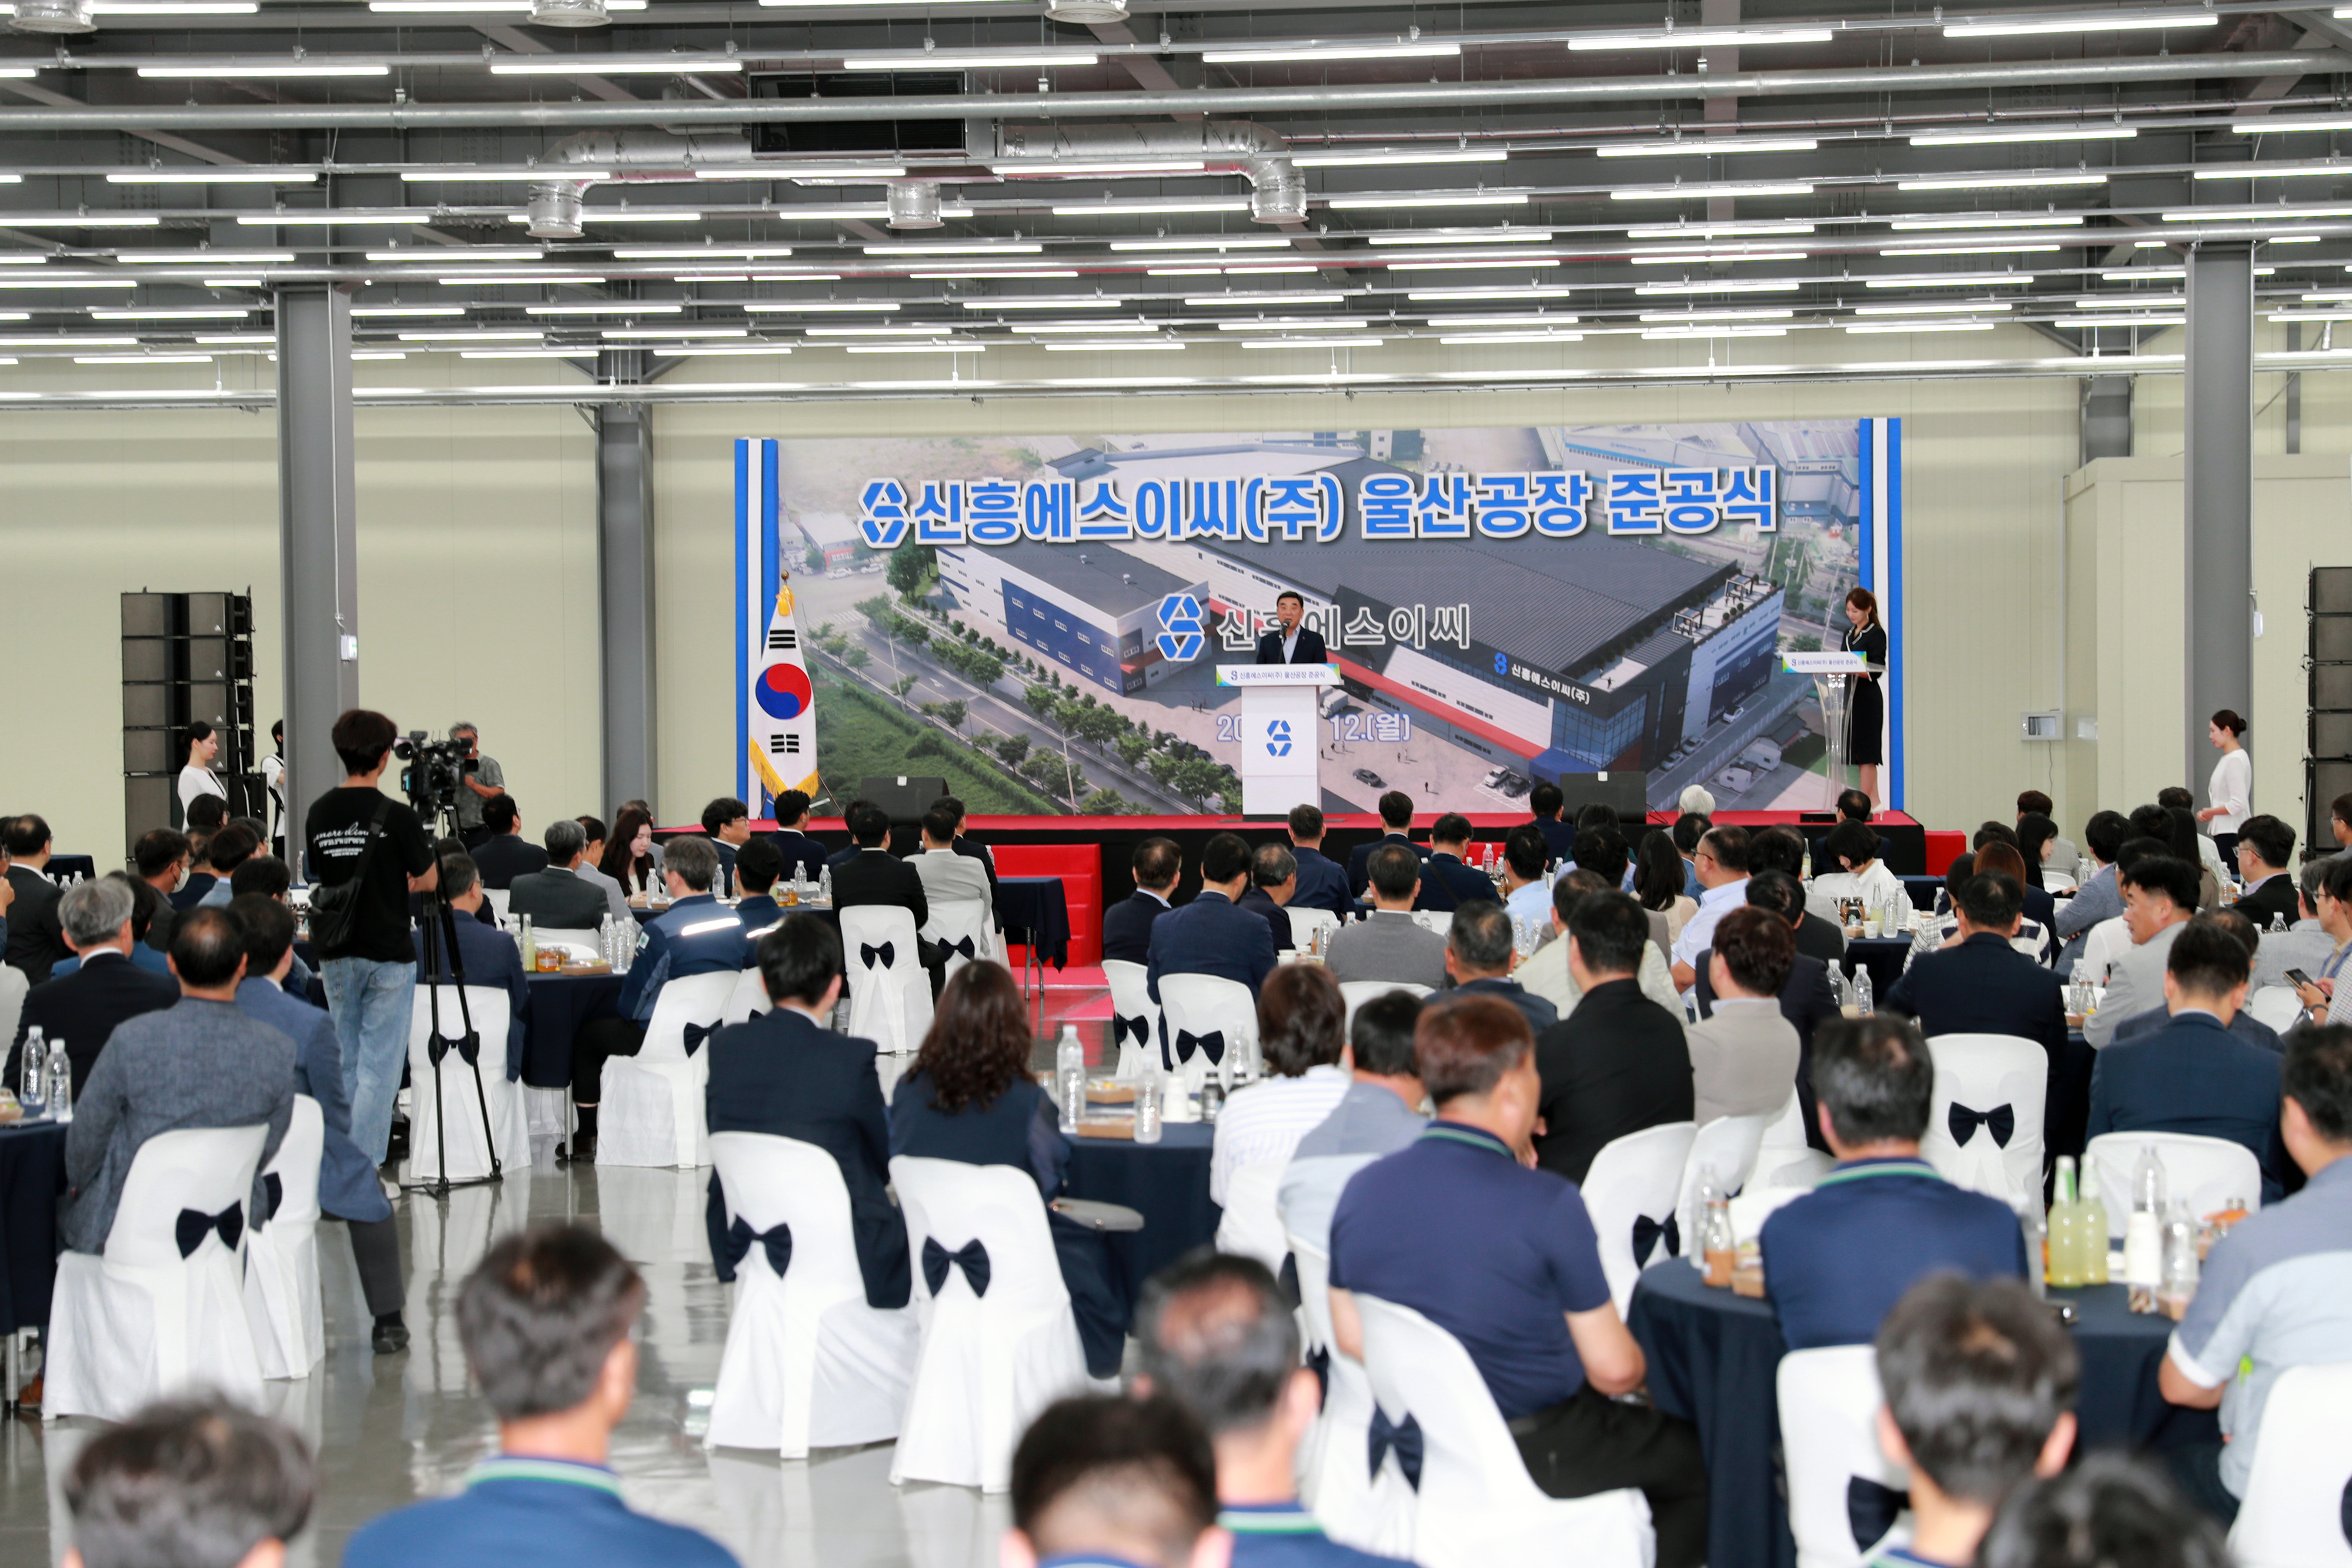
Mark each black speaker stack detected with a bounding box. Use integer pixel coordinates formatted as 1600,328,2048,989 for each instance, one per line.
2307,569,2352,855
121,591,262,860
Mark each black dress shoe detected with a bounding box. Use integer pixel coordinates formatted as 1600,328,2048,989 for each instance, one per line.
568,1134,596,1164
371,1321,410,1355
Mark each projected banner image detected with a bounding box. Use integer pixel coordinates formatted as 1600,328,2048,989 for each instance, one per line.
734,420,1900,819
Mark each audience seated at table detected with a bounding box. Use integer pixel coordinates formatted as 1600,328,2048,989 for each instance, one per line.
2087,916,2288,1200
570,835,749,1161
2233,814,2301,932
934,796,998,893
569,817,639,922
1561,803,1631,887
343,1223,740,1568
1973,823,2060,938
1345,791,1429,899
2157,1023,2352,1524
1236,843,1298,954
1003,1396,1217,1568
1499,824,1555,932
2249,856,2340,993
1904,851,1977,972
2077,834,2168,985
1532,890,1694,1183
1635,830,1700,950
831,798,948,998
61,907,295,1256
1102,837,1180,967
1873,1275,2080,1568
908,802,995,918
1885,871,2069,1068
1413,814,1493,913
1668,810,1709,900
1444,899,1556,1034
1671,825,1753,991
508,818,622,931
2109,908,2281,1055
469,797,549,891
1147,833,1278,1002
1528,781,1578,865
2016,812,2062,894
2054,810,2132,971
700,796,753,897
1741,828,1838,954
1809,820,1912,927
703,915,910,1309
4,814,69,984
1133,1251,1412,1568
1759,1016,2026,1350
1684,905,1802,1128
413,852,531,1078
2086,853,2200,1049
9,875,179,1089
1277,988,1428,1257
1282,805,1353,918
599,805,660,899
2019,788,2079,874
727,838,786,932
232,892,408,1354
764,789,830,887
1519,868,1685,1020
131,827,191,958
47,873,173,981
192,823,259,909
1690,872,1838,1149
2156,804,2223,913
1211,964,1352,1206
889,958,1126,1377
1982,1453,2230,1568
1319,843,1444,992
171,801,225,914
1327,992,1709,1568
63,1396,319,1568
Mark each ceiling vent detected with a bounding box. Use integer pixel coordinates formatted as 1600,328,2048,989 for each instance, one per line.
9,0,94,34
887,182,944,229
525,182,586,239
528,0,610,25
1045,0,1128,21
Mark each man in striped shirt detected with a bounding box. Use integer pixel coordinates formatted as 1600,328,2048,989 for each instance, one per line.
1210,965,1351,1208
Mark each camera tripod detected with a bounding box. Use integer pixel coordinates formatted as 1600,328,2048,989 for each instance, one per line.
400,797,503,1198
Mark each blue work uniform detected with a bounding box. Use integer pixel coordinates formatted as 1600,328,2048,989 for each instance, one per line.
340,1455,738,1568
1221,1503,1413,1568
618,893,751,1023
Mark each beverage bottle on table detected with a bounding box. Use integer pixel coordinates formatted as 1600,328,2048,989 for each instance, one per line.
1055,1025,1085,1135
2079,1162,2111,1284
2158,1201,2200,1320
2016,1192,2048,1298
18,1027,44,1119
2047,1158,2082,1288
520,915,536,972
1134,1064,1163,1145
2133,1145,2169,1218
1702,1198,1736,1287
819,865,833,904
45,1038,70,1124
1199,1076,1224,1123
1852,966,1873,1016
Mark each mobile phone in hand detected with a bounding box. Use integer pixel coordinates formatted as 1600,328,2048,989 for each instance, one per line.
2287,968,2316,989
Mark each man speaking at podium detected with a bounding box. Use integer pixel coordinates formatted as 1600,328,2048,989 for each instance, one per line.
1255,591,1327,665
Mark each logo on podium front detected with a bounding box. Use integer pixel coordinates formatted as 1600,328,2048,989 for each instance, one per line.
1156,593,1204,661
1266,719,1292,758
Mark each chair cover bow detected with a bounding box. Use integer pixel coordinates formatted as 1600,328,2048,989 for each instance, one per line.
175,1203,244,1259
719,1216,794,1278
425,1028,480,1067
1305,1343,1331,1403
1947,1101,2015,1148
250,1172,284,1229
1632,1211,1682,1265
1367,1407,1425,1491
1847,1476,1912,1549
1114,1014,1153,1048
682,1020,716,1057
860,941,897,971
1174,1029,1225,1066
922,1236,991,1298
944,934,978,959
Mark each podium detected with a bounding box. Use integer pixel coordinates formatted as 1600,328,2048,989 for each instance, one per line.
1216,664,1339,816
1782,650,1873,810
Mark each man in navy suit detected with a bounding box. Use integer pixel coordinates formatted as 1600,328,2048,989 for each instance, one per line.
1237,842,1298,953
1102,837,1181,965
1415,814,1495,912
766,787,830,885
2089,916,2290,1199
9,875,181,1089
1254,590,1327,664
1884,870,2068,1068
2234,815,2301,934
1147,833,1278,1003
703,915,910,1308
730,838,787,932
469,795,549,891
1347,791,1430,898
1528,782,1576,865
1284,804,1353,916
412,852,531,1077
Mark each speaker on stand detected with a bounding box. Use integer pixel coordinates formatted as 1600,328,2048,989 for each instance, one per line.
2305,569,2352,857
122,591,259,862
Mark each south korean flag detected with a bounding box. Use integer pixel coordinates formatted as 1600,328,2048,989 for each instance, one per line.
747,574,820,809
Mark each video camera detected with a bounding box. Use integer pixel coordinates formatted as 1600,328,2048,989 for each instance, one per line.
393,730,480,822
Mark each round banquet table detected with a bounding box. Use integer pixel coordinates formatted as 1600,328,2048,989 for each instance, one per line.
1060,1122,1218,1301
520,971,626,1090
0,1121,69,1334
1626,1259,2220,1568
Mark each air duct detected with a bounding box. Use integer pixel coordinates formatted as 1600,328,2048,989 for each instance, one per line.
886,182,944,229
995,121,1306,224
9,0,93,34
524,128,753,238
527,0,611,25
1045,0,1128,21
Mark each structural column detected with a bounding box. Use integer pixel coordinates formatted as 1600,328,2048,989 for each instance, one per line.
2183,243,2254,787
275,285,360,854
597,382,657,811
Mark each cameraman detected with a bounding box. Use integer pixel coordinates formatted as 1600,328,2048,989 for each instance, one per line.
450,721,506,850
305,708,439,1166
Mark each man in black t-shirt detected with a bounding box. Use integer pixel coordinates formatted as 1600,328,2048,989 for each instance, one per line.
305,708,439,1166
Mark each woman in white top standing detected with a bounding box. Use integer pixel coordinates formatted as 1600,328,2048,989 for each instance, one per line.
176,720,226,827
2195,708,2251,866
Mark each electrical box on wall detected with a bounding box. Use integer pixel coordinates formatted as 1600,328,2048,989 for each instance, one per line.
2022,711,2062,742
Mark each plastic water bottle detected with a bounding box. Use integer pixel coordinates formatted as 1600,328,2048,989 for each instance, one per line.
1134,1065,1163,1144
2079,1161,2112,1285
819,864,833,904
45,1038,71,1124
2069,961,2093,1019
519,914,536,972
2133,1144,2169,1217
2017,1192,2049,1298
1852,964,1873,1017
18,1027,45,1119
1055,1025,1085,1135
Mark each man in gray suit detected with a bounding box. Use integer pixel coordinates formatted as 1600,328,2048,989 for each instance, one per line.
1323,842,1448,991
2251,859,2344,995
62,905,296,1256
2054,811,2130,972
1442,900,1556,1035
2087,855,2199,1049
1686,905,1802,1125
507,819,621,931
908,803,996,931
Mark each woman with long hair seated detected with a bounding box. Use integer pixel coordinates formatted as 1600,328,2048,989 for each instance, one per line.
888,960,1127,1378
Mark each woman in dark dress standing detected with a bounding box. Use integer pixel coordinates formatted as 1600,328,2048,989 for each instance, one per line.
1841,587,1888,808
889,960,1127,1378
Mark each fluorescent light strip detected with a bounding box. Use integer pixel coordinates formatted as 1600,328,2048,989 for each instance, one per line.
492,59,744,74
989,159,1207,176
1570,25,1829,49
843,343,986,353
581,210,704,223
0,255,43,264
0,279,137,288
459,347,592,358
1623,220,1816,239
911,270,1077,280
1049,200,1248,216
76,353,212,363
1880,243,2063,256
1436,312,1577,325
107,170,314,185
843,51,1091,68
1107,237,1291,252
401,169,612,183
240,213,439,226
193,332,273,343
1214,318,1369,330
2161,203,2352,222
2233,114,2352,135
2,215,159,228
1388,259,1563,270
1897,172,2107,191
1846,320,1997,333
1292,149,1506,168
397,330,543,341
958,297,1120,310
1041,340,1186,351
2194,163,2352,180
1025,320,1155,333
804,325,956,337
435,273,603,285
200,277,261,287
2077,294,2184,308
2267,309,2352,320
352,350,407,359
1641,325,1785,338
116,249,293,264
527,302,683,315
0,335,136,345
1910,125,2135,146
603,325,746,338
1202,42,1457,63
366,248,542,262
614,245,796,258
1185,292,1347,306
89,307,250,319
1863,272,2036,287
1408,285,1573,300
352,305,466,317
657,345,793,355
702,164,903,179
372,0,643,8
1638,307,1793,322
866,242,1043,256
1633,278,1802,295
1240,336,1384,348
138,63,388,78
1631,250,1807,265
1944,12,2218,37
1887,213,2083,230
2056,314,2184,327
1435,329,1584,343
744,301,902,313
1609,181,1814,200
1368,228,1552,245
1325,193,1525,210
1852,300,2010,315
1598,136,1819,157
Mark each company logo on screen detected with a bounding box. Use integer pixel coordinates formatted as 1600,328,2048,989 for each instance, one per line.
1156,594,1204,661
1266,719,1292,758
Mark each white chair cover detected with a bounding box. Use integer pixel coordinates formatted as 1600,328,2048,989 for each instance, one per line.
840,906,933,1055
924,897,995,983
888,1156,1092,1492
2229,1360,2352,1568
598,969,739,1169
1918,1033,2047,1206
0,966,25,1064
721,967,770,1026
1288,908,1341,955
1158,972,1259,1091
1582,1121,1698,1315
1674,1108,1776,1248
1352,1295,1651,1568
1101,959,1161,1082
46,1124,270,1423
485,887,512,922
243,1096,325,1379
1408,911,1454,939
2042,871,2078,894
705,1132,918,1458
1339,981,1432,1031
1214,1161,1290,1275
1779,1345,1913,1568
1756,1090,1835,1188
1288,1234,1388,1550
2083,1132,2263,1242
2248,986,2306,1035
403,984,530,1183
